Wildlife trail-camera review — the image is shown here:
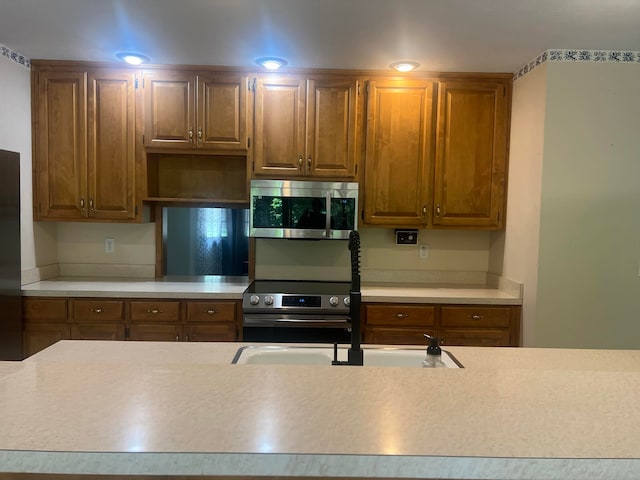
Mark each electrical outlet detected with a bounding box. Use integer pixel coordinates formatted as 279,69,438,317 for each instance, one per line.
419,244,428,259
104,238,115,253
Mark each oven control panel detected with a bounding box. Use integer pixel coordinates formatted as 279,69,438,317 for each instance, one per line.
243,281,352,314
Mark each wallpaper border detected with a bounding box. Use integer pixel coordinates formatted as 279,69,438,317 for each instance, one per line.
0,43,31,69
514,49,640,81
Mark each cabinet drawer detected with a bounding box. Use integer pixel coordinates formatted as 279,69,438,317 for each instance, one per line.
23,298,68,321
439,328,511,347
72,300,125,322
364,304,435,327
186,324,238,342
364,327,430,346
130,301,181,322
186,301,236,323
70,323,126,340
440,306,512,328
128,324,182,342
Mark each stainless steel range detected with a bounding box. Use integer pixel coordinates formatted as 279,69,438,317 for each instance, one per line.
242,280,352,343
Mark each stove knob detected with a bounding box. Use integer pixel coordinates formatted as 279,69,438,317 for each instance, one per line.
249,295,260,305
264,295,274,306
344,296,350,307
329,296,339,306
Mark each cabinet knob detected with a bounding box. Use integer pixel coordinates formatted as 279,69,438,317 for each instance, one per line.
436,204,441,217
206,309,216,315
90,308,103,314
307,157,312,168
298,156,303,169
394,313,408,319
147,309,160,314
468,314,484,320
197,128,203,142
189,129,194,141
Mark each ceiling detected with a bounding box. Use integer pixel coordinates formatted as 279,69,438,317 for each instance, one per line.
2,0,640,73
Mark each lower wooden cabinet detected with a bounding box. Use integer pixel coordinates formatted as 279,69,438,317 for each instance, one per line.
363,303,521,347
22,297,242,358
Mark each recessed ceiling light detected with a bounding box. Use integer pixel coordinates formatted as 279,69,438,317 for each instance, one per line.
255,57,288,70
390,61,420,72
116,52,150,65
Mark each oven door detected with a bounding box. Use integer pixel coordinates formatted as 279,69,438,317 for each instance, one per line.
242,314,352,343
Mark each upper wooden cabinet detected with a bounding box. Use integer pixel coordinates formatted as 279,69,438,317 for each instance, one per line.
363,78,435,226
253,74,360,178
32,66,137,221
362,75,511,229
433,80,510,228
142,70,248,151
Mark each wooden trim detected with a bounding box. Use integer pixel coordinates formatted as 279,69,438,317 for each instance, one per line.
154,204,163,278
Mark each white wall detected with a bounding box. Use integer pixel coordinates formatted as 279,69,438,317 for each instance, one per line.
535,62,640,348
0,55,57,284
494,63,547,346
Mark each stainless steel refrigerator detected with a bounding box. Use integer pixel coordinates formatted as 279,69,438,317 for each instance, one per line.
0,150,22,360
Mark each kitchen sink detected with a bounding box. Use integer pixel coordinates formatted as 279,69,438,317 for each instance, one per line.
232,345,463,368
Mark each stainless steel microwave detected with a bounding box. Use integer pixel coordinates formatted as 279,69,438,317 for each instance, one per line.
249,180,359,239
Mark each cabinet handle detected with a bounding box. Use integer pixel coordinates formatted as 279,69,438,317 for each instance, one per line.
80,198,85,210
422,205,427,217
197,128,203,142
298,156,303,170
147,309,160,314
206,309,216,315
185,335,190,342
394,313,408,319
468,314,484,320
307,157,312,169
89,198,94,211
436,204,441,217
175,335,180,341
189,129,194,141
90,308,103,314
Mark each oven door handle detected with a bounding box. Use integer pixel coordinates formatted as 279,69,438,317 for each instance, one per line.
243,315,351,327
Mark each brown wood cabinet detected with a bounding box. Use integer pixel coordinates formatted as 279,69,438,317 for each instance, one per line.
32,65,137,221
433,80,510,228
142,70,248,151
363,303,520,347
253,74,360,178
22,297,242,358
362,75,511,229
363,78,435,225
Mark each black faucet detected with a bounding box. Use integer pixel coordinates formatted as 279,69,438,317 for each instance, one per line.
333,231,363,366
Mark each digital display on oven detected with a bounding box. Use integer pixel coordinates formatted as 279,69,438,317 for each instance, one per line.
282,295,321,307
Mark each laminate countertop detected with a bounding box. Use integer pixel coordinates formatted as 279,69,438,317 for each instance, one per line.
1,340,639,480
21,277,522,305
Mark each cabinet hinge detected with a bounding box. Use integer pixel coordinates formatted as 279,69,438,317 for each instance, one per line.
357,82,360,95
252,160,255,171
142,134,145,145
135,77,139,89
252,77,257,92
247,137,251,149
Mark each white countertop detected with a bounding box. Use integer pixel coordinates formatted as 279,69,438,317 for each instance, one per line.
1,341,639,479
21,277,522,305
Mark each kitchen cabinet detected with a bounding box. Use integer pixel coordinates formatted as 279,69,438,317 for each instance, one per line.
32,65,137,221
362,75,511,229
433,80,510,228
363,78,435,226
363,303,521,347
253,74,360,178
142,70,249,151
22,297,241,357
22,298,70,358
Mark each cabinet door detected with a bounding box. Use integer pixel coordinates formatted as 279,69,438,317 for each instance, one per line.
363,79,435,226
197,73,248,150
306,76,359,178
433,80,509,228
185,324,238,342
23,322,70,358
34,70,87,220
253,75,306,176
143,71,196,149
87,70,136,220
128,324,183,342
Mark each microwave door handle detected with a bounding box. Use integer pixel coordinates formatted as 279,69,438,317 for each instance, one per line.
325,191,331,237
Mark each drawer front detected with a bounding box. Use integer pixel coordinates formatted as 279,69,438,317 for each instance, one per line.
185,324,238,342
365,304,435,327
186,301,236,323
439,328,511,347
440,306,512,328
130,301,181,322
72,300,125,322
364,327,430,346
70,323,126,340
128,324,182,342
23,298,68,321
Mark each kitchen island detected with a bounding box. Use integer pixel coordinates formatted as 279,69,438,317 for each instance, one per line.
1,341,640,480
